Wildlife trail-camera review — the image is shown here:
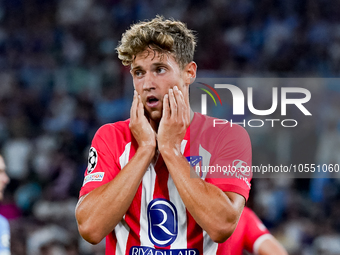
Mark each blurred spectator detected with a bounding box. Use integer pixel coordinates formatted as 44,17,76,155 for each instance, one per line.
2,116,33,181
0,154,11,255
0,0,339,254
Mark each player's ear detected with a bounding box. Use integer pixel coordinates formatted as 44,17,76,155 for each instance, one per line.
184,61,197,85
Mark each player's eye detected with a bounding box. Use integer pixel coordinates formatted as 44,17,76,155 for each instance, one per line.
134,70,143,77
156,67,166,74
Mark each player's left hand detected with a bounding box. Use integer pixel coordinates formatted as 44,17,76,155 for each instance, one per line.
157,85,190,153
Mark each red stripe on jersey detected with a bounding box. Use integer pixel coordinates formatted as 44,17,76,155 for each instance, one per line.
153,155,171,249
184,126,203,252
153,155,169,200
186,209,203,253
125,182,143,254
106,231,117,254
125,142,142,254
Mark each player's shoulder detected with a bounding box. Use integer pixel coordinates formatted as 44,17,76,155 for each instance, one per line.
241,206,254,219
94,119,131,139
241,207,263,223
92,119,132,146
193,112,249,137
237,207,255,228
97,119,131,134
242,207,268,232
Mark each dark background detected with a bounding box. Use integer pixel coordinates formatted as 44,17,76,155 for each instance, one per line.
0,0,340,254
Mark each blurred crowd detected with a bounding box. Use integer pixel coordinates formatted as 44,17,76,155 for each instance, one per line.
0,0,339,254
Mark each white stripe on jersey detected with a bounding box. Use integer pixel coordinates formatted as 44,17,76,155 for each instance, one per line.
199,145,211,180
203,230,218,254
168,140,188,249
115,217,130,255
168,175,187,249
119,142,131,169
180,140,187,155
115,142,132,254
140,161,157,247
199,144,218,254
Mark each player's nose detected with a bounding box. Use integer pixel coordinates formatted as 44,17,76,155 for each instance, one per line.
142,72,156,91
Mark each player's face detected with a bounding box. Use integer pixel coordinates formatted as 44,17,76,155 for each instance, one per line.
131,49,189,122
0,156,9,201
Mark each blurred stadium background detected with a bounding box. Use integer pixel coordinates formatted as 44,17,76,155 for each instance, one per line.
0,0,340,254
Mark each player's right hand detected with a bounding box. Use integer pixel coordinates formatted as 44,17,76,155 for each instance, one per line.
129,90,157,149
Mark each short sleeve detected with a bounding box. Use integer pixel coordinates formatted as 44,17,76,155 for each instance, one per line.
206,124,252,200
243,208,270,252
79,124,122,197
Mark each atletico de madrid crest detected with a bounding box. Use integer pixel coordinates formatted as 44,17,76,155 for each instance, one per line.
87,147,98,174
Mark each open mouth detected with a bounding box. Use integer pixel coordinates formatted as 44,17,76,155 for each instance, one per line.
146,96,159,108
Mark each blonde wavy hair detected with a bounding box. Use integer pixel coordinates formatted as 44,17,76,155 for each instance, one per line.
116,16,196,69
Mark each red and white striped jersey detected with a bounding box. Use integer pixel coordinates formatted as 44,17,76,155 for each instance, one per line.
80,112,252,255
223,207,270,255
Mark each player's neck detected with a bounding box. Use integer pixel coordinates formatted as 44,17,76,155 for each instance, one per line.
150,119,159,133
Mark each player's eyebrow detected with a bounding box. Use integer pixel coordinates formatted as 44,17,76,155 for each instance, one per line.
131,62,169,72
130,65,143,72
151,62,169,67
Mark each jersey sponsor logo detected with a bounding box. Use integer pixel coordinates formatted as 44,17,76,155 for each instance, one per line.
83,172,104,186
87,147,98,174
232,159,250,177
147,198,178,247
129,246,199,255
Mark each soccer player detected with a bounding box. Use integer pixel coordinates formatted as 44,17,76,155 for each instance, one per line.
0,154,11,255
75,16,252,254
224,207,288,255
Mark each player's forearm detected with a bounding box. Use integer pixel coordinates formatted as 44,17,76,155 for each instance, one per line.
160,147,244,243
76,146,155,244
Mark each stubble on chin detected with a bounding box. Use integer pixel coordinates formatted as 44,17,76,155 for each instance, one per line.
145,107,161,121
146,110,163,132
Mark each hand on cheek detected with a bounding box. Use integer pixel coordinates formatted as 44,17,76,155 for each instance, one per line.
158,86,190,153
129,90,157,149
